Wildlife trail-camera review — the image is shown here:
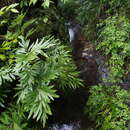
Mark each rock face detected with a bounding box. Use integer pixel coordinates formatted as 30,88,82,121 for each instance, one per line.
75,40,99,86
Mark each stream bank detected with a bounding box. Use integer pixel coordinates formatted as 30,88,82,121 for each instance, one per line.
46,22,107,130
46,21,130,130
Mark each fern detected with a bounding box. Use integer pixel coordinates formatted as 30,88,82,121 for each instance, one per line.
0,35,82,127
13,36,82,126
0,66,15,86
0,66,14,108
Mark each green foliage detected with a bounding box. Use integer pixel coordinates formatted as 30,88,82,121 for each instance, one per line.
97,15,130,82
0,66,15,107
78,1,130,129
29,0,51,7
19,0,51,7
14,36,59,126
0,0,83,129
0,3,19,17
0,0,129,129
0,4,37,64
20,0,69,8
0,36,82,128
86,85,130,130
0,105,27,130
75,0,130,40
76,0,99,40
77,0,130,24
0,66,14,86
29,0,70,8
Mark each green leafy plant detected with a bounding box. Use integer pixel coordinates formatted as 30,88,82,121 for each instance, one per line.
0,4,38,65
0,3,19,17
0,66,15,107
97,15,130,82
0,105,27,130
0,0,129,129
75,0,130,41
0,66,14,86
20,0,53,8
0,1,83,128
86,85,130,130
0,36,82,128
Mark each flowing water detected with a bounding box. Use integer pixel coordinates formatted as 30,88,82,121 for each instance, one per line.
48,122,81,130
47,22,109,130
47,21,130,130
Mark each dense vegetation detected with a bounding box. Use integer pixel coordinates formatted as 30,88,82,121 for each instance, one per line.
0,0,129,129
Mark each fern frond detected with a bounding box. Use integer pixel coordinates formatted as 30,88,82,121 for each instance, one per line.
0,66,15,86
24,85,58,127
14,36,82,126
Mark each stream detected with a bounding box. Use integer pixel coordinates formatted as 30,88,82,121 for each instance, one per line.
46,21,130,130
48,122,81,130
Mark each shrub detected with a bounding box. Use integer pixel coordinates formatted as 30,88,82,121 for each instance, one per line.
86,85,130,130
97,15,130,82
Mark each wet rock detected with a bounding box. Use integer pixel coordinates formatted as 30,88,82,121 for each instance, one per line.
95,53,109,83
73,39,109,86
68,21,109,86
77,57,99,86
